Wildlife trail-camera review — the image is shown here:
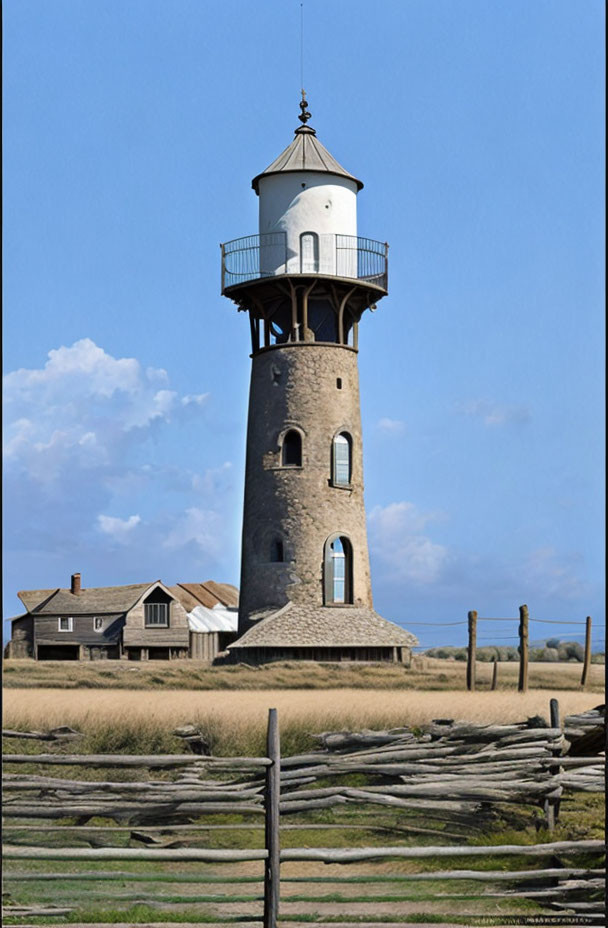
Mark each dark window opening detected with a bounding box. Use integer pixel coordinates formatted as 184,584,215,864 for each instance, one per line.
148,647,170,660
336,378,342,389
333,432,352,486
270,537,284,562
344,308,355,345
324,535,353,604
38,645,79,661
218,631,239,651
308,299,337,343
282,430,302,467
268,303,292,345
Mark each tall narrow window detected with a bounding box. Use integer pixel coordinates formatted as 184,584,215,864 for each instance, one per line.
270,537,284,562
324,534,353,604
331,538,346,602
282,430,302,466
300,232,319,273
333,432,352,485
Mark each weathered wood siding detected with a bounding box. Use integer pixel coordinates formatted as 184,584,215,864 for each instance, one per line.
123,597,189,648
34,616,124,647
189,631,220,661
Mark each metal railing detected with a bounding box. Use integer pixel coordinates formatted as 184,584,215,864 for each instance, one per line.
221,233,388,291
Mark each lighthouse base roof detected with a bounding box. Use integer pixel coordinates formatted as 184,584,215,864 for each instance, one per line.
228,602,418,650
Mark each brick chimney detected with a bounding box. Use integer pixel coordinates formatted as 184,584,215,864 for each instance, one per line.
71,573,81,595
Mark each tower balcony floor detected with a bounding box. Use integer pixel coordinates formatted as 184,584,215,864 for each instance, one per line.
221,232,388,295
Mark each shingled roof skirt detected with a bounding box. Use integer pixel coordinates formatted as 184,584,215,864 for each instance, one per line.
251,125,363,194
229,602,418,650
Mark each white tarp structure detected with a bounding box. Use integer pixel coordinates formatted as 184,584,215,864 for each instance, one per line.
188,604,239,633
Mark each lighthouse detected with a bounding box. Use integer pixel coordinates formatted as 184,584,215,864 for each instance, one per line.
222,96,417,663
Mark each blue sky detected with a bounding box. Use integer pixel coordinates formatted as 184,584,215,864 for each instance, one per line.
3,0,605,650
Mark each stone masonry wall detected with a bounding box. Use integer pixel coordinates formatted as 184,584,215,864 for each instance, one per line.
239,343,373,629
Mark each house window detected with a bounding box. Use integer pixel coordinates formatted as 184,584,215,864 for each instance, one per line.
145,603,169,627
270,537,284,562
333,432,352,485
58,617,73,632
300,232,319,273
281,429,302,467
324,535,353,604
93,617,103,631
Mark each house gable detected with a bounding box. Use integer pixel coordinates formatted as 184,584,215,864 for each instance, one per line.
123,581,189,650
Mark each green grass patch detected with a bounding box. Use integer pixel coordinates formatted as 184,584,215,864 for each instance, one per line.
2,905,263,924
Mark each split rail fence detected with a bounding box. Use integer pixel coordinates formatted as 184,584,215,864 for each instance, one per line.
3,703,605,925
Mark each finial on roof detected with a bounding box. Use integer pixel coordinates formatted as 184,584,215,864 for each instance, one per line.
298,89,311,125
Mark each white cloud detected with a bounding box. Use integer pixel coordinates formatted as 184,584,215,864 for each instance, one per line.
97,514,141,542
519,546,586,602
456,399,531,426
2,339,207,482
4,338,142,398
368,501,450,584
368,499,592,625
163,507,226,560
3,339,236,585
181,393,210,407
377,417,405,434
191,461,232,494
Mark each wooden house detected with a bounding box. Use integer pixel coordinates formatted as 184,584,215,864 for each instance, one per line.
6,573,189,660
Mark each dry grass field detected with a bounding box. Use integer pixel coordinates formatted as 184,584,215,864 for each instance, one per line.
2,685,602,756
3,657,603,755
2,655,604,692
3,661,604,924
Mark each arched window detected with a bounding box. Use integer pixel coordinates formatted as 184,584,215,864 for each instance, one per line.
270,537,284,562
300,232,319,273
333,432,352,485
282,430,302,467
324,534,353,604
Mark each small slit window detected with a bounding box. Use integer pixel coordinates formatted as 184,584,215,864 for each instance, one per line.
282,430,302,467
300,231,319,273
270,538,284,562
333,432,352,486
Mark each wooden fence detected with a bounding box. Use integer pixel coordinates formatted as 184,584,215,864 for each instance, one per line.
465,608,594,692
3,703,605,925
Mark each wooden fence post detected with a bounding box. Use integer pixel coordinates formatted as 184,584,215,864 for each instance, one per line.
264,708,280,928
467,611,477,691
491,657,498,691
580,616,592,688
545,698,562,830
518,605,529,693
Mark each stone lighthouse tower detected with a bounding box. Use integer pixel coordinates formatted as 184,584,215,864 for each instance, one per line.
222,96,417,663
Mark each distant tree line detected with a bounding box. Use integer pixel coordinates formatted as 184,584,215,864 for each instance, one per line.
425,639,604,663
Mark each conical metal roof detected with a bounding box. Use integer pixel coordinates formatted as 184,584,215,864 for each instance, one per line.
252,113,363,194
